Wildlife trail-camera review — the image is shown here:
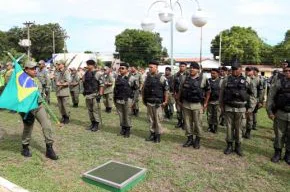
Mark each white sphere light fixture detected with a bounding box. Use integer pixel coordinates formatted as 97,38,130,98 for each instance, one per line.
158,6,174,23
175,18,188,32
141,18,156,31
192,9,207,27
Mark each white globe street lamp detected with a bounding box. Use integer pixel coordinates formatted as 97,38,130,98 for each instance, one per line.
141,0,208,67
141,18,156,32
158,6,174,23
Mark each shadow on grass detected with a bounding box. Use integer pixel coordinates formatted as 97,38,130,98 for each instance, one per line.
0,133,45,154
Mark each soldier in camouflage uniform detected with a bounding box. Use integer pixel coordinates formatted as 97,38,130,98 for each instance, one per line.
267,61,290,165
114,63,139,138
142,61,169,143
130,66,143,116
173,62,188,128
243,67,257,139
69,67,80,108
103,67,114,113
218,66,228,126
55,60,71,124
220,63,254,156
4,62,13,85
20,61,58,160
207,68,222,133
252,67,266,130
164,67,174,119
37,60,51,104
83,60,104,132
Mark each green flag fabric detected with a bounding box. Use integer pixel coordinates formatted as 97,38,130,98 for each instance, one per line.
0,61,39,113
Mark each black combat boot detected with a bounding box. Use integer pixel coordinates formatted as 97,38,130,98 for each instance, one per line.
284,150,290,165
91,122,99,132
235,142,243,156
135,109,139,117
63,115,70,124
119,126,126,136
243,129,251,139
145,132,155,141
61,115,66,123
46,143,58,160
224,142,233,155
213,125,218,133
220,118,225,126
208,124,213,132
86,121,96,131
106,107,112,113
154,134,161,143
175,119,183,128
73,103,78,108
193,136,201,149
21,144,32,157
252,123,257,130
124,127,131,138
271,148,282,163
183,135,193,147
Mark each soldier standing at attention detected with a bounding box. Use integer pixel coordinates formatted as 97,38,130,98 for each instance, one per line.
130,66,143,116
218,66,228,126
252,67,266,130
173,62,188,128
83,60,104,132
142,61,169,143
243,67,257,139
37,60,51,104
69,67,80,108
103,67,114,113
55,60,71,124
178,62,210,149
220,63,254,156
266,62,290,165
207,68,222,133
164,67,175,120
114,63,138,138
20,61,58,160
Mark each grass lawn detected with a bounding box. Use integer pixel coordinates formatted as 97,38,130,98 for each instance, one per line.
0,95,289,192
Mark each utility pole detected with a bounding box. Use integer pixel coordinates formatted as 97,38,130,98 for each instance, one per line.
219,32,222,65
23,21,34,61
52,30,55,54
63,32,70,61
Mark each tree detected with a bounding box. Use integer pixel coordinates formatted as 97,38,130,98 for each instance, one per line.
211,26,268,65
272,30,290,66
0,23,66,62
115,29,167,67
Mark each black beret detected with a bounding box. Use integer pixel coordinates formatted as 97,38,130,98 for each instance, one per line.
149,60,159,65
245,67,253,71
253,67,259,72
219,66,228,71
165,67,171,71
211,68,219,73
86,60,96,65
120,62,130,68
190,62,200,69
179,62,187,66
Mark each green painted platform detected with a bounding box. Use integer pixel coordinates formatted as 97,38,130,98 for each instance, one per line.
82,160,146,192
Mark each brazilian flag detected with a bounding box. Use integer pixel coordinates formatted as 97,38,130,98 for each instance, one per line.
0,61,39,113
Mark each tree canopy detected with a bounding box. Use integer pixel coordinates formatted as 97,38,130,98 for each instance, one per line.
0,23,66,62
115,29,167,67
211,26,290,66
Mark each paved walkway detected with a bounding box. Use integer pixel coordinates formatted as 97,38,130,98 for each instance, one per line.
0,177,29,192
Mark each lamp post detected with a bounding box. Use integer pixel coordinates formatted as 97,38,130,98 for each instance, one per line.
141,0,207,68
63,33,70,61
23,21,35,61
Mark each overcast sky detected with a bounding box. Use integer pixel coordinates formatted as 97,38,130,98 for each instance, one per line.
0,0,289,58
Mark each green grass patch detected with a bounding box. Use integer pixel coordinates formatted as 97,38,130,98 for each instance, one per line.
0,95,289,192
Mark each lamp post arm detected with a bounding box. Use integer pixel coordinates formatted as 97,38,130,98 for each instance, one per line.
146,0,168,16
176,0,202,10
